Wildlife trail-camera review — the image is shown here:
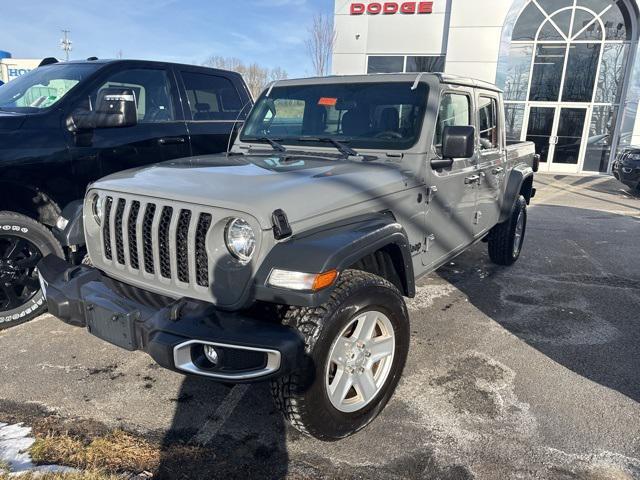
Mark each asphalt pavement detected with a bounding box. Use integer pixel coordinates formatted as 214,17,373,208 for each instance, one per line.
0,173,639,479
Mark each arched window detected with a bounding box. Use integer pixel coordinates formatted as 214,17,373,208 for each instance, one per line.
499,0,634,173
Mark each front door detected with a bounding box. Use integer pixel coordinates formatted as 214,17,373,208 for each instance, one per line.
422,88,478,269
68,66,190,184
525,105,589,173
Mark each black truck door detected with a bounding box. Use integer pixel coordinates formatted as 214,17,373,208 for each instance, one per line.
177,68,249,156
67,66,189,181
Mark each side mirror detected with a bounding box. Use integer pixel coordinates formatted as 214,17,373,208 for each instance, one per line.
441,125,475,159
67,88,138,132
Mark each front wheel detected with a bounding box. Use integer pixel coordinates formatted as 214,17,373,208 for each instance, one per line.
488,195,527,266
271,270,410,440
0,211,64,329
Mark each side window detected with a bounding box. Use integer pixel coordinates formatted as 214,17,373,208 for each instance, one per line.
434,92,471,148
180,72,243,121
92,69,176,123
478,96,499,150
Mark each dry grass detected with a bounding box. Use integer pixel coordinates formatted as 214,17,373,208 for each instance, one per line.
0,471,123,480
30,430,160,473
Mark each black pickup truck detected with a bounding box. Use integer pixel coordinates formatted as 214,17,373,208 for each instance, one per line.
0,58,252,327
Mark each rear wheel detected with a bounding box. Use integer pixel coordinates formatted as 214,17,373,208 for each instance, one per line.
271,270,410,440
0,212,63,329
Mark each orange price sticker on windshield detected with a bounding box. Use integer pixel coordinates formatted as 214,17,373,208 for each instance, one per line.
318,97,337,106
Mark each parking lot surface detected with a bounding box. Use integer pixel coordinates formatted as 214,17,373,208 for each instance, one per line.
1,174,639,479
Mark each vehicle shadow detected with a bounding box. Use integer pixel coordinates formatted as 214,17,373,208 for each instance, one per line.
155,378,289,480
437,204,640,404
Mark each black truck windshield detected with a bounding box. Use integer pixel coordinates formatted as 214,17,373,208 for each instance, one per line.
0,63,100,113
241,82,428,151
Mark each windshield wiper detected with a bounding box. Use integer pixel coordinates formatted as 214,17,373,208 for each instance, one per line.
296,136,359,158
243,135,287,152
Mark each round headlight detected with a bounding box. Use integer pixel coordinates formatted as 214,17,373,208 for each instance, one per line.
225,218,256,263
92,194,105,226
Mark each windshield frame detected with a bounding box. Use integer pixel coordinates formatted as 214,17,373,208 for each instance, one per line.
0,63,103,114
239,81,430,152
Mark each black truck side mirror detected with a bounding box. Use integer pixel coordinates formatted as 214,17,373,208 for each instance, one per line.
67,88,138,132
431,125,476,169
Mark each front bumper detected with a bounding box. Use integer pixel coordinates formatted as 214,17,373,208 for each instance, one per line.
38,255,305,383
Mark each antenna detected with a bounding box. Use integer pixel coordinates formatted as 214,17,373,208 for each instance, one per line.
60,29,72,61
226,99,254,157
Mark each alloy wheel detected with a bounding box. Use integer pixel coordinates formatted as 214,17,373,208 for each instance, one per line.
325,310,396,413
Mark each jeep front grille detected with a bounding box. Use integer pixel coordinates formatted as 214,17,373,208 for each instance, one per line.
100,195,214,289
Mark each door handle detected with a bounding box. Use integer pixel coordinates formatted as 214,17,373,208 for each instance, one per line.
492,167,504,175
158,137,186,145
464,174,480,185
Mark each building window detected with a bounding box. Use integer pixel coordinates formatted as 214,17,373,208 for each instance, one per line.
367,55,445,74
405,56,446,73
497,0,633,173
367,56,404,73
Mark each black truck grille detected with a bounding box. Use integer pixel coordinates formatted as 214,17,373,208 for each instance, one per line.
100,196,213,288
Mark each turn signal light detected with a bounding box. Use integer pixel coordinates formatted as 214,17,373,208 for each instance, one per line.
312,270,338,291
267,269,339,291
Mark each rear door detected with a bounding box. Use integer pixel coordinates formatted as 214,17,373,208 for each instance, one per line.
422,87,479,268
474,92,505,235
68,65,190,180
177,68,249,156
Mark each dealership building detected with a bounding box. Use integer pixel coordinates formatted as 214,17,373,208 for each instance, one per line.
0,51,41,84
332,0,640,175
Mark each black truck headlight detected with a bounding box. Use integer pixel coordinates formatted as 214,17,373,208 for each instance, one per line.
225,218,256,263
91,194,105,226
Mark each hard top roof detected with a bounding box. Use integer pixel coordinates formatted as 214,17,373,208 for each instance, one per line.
266,72,503,93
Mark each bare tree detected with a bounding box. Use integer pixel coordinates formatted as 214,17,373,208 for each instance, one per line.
203,56,288,99
305,12,336,76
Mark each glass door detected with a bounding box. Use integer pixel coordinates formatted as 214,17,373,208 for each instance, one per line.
524,105,589,173
525,106,556,170
549,107,588,173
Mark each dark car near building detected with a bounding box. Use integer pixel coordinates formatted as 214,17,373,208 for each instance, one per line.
612,148,640,193
0,58,252,328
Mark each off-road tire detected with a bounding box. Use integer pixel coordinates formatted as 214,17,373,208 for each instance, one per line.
488,195,527,266
271,269,410,440
0,211,63,329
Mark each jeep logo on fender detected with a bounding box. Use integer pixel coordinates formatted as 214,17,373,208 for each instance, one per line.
350,2,434,15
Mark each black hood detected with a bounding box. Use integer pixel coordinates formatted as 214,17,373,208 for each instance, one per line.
0,112,26,131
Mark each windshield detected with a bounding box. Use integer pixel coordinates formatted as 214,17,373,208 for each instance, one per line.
0,63,100,112
241,82,428,151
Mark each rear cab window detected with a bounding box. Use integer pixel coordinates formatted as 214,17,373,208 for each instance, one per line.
180,72,243,121
478,95,500,150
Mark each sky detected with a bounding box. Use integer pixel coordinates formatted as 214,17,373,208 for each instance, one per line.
0,0,333,77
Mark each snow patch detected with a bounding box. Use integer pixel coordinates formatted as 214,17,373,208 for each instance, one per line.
0,422,75,476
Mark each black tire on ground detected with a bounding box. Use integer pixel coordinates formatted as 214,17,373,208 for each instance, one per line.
271,269,410,441
488,195,527,266
0,211,64,329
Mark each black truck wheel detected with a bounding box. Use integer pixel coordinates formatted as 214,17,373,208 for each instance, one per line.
271,270,410,440
488,195,527,266
0,212,63,329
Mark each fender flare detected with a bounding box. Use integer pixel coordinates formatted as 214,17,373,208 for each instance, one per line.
252,213,415,308
499,165,534,223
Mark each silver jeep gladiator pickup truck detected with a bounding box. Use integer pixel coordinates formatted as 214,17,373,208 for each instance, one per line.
39,73,538,440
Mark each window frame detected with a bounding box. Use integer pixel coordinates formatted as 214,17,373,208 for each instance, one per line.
178,70,244,123
477,94,501,152
79,66,182,124
432,89,474,156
